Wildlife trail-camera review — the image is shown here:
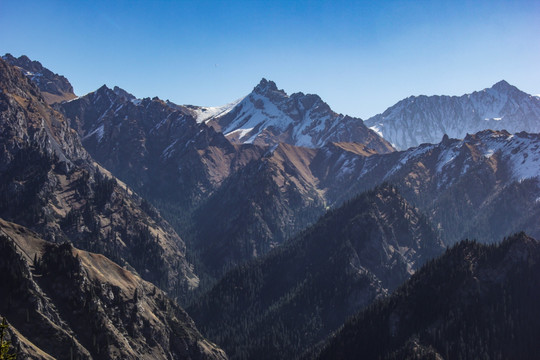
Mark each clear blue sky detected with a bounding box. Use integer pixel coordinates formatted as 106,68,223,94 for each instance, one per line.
1,0,539,118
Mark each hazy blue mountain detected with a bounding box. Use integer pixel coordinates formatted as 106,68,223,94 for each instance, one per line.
365,81,540,150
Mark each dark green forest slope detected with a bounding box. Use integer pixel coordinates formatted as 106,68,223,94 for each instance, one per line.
189,185,443,359
315,233,540,360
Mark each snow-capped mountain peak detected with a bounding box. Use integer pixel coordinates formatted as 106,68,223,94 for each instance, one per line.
365,81,540,150
198,79,394,152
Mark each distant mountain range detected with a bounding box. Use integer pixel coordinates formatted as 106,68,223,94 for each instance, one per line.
365,80,540,150
54,80,395,277
2,53,540,359
6,52,540,269
54,71,540,276
314,129,540,245
192,128,540,279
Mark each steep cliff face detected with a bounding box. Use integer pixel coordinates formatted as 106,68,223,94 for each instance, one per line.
0,219,227,360
0,57,86,168
0,57,197,300
365,80,540,150
2,53,76,104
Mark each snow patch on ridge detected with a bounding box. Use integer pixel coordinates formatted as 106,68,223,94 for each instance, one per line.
227,127,254,141
443,132,540,182
369,125,384,138
505,136,540,181
193,98,243,123
437,146,460,173
380,131,540,187
384,144,436,179
84,124,105,142
222,93,291,135
161,139,179,160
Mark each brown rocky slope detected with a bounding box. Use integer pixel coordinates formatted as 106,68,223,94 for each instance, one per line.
0,219,227,360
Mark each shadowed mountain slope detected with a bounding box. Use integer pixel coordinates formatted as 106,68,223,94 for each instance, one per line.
0,57,196,300
315,233,540,360
0,219,227,360
189,185,443,360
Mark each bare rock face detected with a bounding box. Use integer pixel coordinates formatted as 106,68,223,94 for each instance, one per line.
365,80,540,150
0,220,227,360
199,78,395,153
0,57,197,300
2,53,76,104
0,57,86,168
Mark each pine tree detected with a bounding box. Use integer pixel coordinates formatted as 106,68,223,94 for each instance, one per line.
0,317,17,360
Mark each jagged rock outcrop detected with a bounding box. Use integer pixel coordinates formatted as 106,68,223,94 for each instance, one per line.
0,57,86,168
199,78,395,153
0,219,227,360
2,53,76,104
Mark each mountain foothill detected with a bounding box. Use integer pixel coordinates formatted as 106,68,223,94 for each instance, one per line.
1,53,539,359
